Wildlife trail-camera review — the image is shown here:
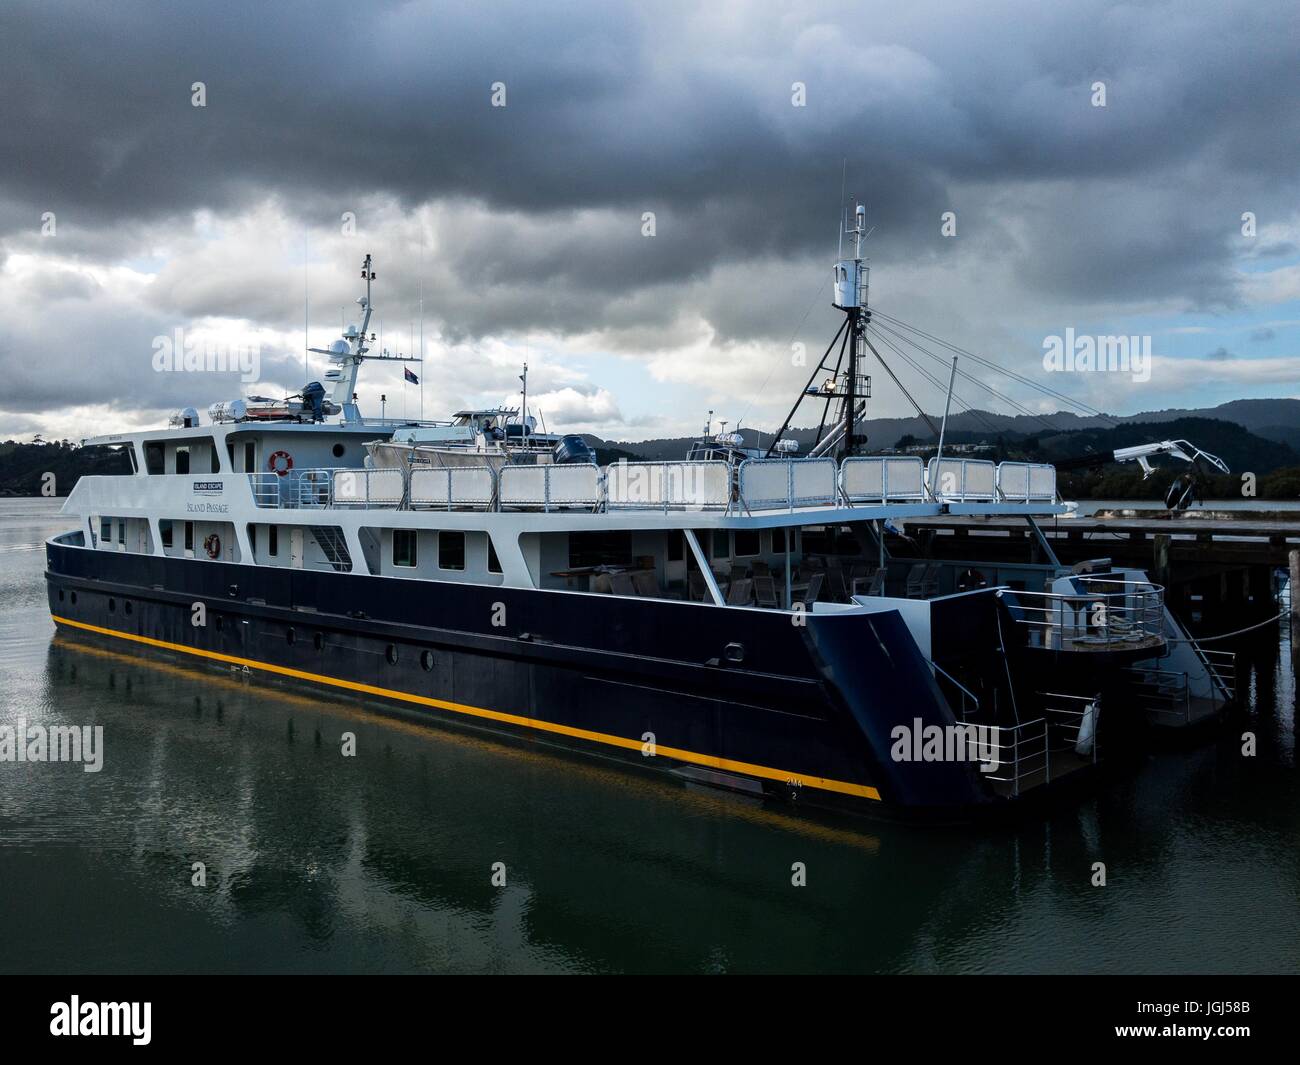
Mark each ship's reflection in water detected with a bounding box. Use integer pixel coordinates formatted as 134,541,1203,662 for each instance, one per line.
0,621,1288,976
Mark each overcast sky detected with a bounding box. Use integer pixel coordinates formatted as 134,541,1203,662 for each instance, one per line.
1,0,1297,442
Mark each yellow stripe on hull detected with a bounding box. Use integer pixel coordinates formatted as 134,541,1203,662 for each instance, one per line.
50,614,882,802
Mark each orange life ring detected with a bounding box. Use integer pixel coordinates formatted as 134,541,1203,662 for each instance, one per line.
268,450,294,477
203,533,221,560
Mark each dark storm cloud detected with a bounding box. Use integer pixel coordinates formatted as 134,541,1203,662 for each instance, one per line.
3,1,1297,296
1,0,1298,432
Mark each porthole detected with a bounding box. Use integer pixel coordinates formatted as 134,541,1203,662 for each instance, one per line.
124,601,133,616
385,643,398,665
313,632,323,651
58,589,65,602
70,591,78,605
107,597,116,613
215,615,224,631
332,443,346,458
420,649,434,672
286,627,296,646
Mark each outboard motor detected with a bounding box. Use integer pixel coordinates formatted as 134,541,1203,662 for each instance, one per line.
1165,473,1198,510
552,434,595,465
301,381,327,423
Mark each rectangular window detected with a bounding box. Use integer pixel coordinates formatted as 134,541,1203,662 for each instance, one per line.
393,529,417,568
269,524,278,557
568,530,632,570
100,518,112,543
734,530,760,557
210,446,220,473
248,525,256,553
160,520,173,549
184,521,194,554
666,533,684,562
711,530,730,558
439,531,465,571
145,444,164,475
244,441,256,473
772,527,786,553
175,446,190,475
117,520,126,545
487,537,502,574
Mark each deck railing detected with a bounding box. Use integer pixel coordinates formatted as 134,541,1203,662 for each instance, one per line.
999,577,1166,650
248,456,1065,514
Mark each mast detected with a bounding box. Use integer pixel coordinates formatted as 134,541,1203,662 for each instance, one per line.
310,254,419,424
833,203,871,458
765,203,872,458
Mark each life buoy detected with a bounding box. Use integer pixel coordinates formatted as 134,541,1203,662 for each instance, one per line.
203,533,221,560
268,450,294,477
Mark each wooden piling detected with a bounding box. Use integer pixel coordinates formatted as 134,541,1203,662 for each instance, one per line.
1154,534,1171,589
1289,549,1300,622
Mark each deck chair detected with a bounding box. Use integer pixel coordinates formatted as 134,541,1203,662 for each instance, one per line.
726,578,754,606
631,569,659,597
905,562,940,599
825,561,850,602
851,566,882,597
610,572,638,597
753,575,779,609
796,572,824,610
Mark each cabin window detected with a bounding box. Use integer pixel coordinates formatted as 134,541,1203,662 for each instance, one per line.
210,445,221,473
145,444,164,475
100,518,112,543
117,520,126,546
160,520,173,549
711,530,729,558
244,441,256,472
666,533,684,563
393,529,417,568
175,446,191,474
438,531,465,571
734,530,760,557
269,524,278,557
772,528,787,553
487,537,502,574
568,531,632,570
248,525,256,553
184,521,194,554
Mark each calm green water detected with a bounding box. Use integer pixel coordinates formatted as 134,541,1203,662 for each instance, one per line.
1,499,1296,974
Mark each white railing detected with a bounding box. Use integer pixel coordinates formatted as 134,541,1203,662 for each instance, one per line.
737,458,838,510
247,457,1066,515
996,462,1057,502
926,458,997,502
332,468,404,507
840,456,927,503
409,466,496,509
499,464,601,510
1001,577,1166,650
606,460,731,509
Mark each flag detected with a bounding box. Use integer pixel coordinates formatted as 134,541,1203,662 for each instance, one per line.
404,367,419,385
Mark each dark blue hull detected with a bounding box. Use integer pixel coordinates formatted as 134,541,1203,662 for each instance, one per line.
45,538,1006,817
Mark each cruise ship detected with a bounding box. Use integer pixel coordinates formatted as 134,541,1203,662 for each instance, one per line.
44,215,1235,818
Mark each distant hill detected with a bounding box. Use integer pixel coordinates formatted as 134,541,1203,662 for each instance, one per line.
593,398,1300,465
0,440,132,496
